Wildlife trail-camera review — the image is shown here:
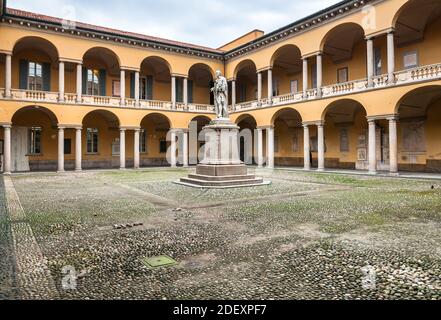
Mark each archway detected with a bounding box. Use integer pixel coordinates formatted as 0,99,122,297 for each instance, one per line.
188,64,214,105
139,56,172,101
139,113,171,167
270,45,302,96
236,114,257,164
235,60,258,103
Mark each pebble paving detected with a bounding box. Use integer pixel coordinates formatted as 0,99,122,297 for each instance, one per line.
1,168,440,300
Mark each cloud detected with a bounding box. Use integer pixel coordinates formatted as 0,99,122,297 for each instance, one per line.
8,0,341,48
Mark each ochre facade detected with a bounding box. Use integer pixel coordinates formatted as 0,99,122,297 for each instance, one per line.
1,0,441,174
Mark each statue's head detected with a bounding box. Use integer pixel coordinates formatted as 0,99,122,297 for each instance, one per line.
215,70,222,78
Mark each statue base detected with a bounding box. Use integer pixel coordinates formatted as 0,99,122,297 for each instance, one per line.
175,118,270,189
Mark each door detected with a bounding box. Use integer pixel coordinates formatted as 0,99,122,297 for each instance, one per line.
11,126,30,172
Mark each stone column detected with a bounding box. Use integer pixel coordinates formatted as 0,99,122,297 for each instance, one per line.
183,130,189,168
134,71,140,106
5,54,12,98
387,31,395,84
76,63,83,103
120,69,126,106
302,58,308,98
266,126,274,169
316,53,323,97
257,72,262,101
303,124,311,170
317,122,325,171
75,127,82,172
257,128,263,168
183,77,188,108
368,119,377,174
57,127,65,173
171,76,176,110
388,117,398,174
134,129,140,169
366,38,374,87
120,129,126,169
59,61,65,102
170,130,177,168
231,80,236,109
3,125,11,174
267,69,273,101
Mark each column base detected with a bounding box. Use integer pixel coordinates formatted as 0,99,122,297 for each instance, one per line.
2,172,11,176
317,168,325,172
304,167,311,171
75,169,82,172
389,171,399,176
57,170,65,174
368,170,378,175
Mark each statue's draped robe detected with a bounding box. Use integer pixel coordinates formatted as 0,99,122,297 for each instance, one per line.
214,76,229,118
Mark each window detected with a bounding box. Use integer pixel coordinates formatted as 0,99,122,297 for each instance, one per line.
28,127,42,154
274,136,279,153
86,128,98,153
311,65,317,89
176,78,184,103
112,138,120,156
159,140,167,153
87,69,100,96
403,51,418,69
0,139,3,155
290,80,298,94
140,129,147,153
337,67,348,83
374,47,382,76
340,128,349,152
64,139,72,155
112,80,121,97
28,62,43,91
272,78,279,96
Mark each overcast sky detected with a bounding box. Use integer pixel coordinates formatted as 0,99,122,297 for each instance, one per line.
9,0,341,48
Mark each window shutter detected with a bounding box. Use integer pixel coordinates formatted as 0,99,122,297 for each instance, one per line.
82,67,87,95
176,78,183,103
19,60,29,90
99,69,106,96
130,72,135,98
146,75,153,100
42,63,51,92
188,80,193,103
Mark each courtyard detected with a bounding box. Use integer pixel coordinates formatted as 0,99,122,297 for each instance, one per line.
0,168,440,300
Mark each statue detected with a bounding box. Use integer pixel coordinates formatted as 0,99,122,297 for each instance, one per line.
211,70,229,119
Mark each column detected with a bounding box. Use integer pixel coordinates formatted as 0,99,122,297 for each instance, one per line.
171,76,176,110
368,119,377,174
303,124,311,170
134,71,140,106
120,69,126,106
76,63,82,103
387,31,395,84
302,58,308,98
231,80,236,109
366,38,374,87
183,77,188,108
3,125,11,174
317,122,325,171
388,117,398,174
266,126,274,169
267,69,273,101
57,127,65,173
5,54,12,98
257,72,262,101
316,53,323,97
170,130,177,167
134,129,140,169
75,127,82,172
120,128,126,169
59,61,65,102
257,128,263,168
183,130,189,168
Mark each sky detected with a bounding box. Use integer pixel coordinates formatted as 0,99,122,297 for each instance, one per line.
8,0,342,48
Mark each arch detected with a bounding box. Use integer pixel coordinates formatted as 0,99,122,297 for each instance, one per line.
270,44,302,69
394,85,441,116
82,47,121,70
321,98,367,121
81,109,120,127
13,36,59,64
11,105,59,126
189,115,211,127
235,113,257,126
140,56,172,75
140,112,171,128
188,63,216,79
233,59,258,79
271,107,302,126
319,22,365,62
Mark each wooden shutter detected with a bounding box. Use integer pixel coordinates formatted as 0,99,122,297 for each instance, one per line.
187,80,193,103
99,69,106,96
176,78,183,103
146,76,153,100
82,67,87,95
130,72,135,98
42,63,51,92
19,60,29,90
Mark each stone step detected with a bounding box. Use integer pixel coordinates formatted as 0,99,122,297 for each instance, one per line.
188,174,257,182
179,177,265,188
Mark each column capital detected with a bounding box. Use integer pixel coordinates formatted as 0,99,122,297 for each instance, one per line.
257,125,274,130
0,50,13,56
120,66,140,72
57,126,66,130
386,115,399,121
119,126,140,131
1,122,12,128
303,120,324,127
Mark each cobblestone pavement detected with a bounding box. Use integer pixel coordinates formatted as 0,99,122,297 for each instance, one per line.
2,168,441,300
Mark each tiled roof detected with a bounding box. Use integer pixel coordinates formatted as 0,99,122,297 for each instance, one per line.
6,8,224,54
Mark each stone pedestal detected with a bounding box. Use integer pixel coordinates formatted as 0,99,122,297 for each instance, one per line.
176,118,270,189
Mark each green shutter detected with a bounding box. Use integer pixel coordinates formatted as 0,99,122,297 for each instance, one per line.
188,80,193,103
42,63,51,91
82,67,87,95
130,72,135,98
176,78,183,103
99,69,106,96
19,60,29,90
146,75,153,100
